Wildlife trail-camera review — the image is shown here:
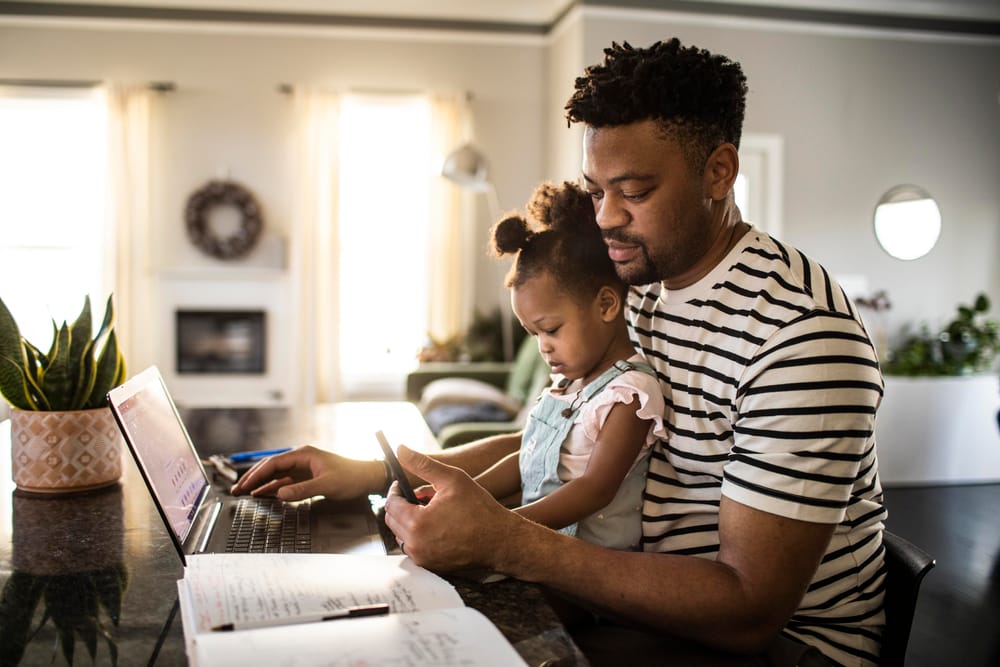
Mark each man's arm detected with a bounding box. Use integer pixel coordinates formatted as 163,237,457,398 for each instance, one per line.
232,431,522,501
384,448,833,656
473,450,522,501
414,431,522,483
507,495,833,654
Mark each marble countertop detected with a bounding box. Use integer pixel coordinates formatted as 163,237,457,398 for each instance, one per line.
1,411,587,666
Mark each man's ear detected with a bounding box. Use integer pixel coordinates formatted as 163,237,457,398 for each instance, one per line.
597,286,622,322
703,143,739,202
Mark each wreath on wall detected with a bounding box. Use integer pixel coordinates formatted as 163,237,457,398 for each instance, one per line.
184,180,263,260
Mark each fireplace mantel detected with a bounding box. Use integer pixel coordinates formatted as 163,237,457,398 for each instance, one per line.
152,269,298,409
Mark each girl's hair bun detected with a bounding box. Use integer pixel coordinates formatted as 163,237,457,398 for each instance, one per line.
490,214,532,257
528,181,595,233
495,180,621,298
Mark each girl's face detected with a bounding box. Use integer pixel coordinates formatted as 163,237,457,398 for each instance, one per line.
511,271,612,383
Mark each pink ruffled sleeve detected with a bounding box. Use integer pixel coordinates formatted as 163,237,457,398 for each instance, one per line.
581,369,668,447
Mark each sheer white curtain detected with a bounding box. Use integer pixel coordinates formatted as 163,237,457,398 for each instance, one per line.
0,85,133,418
289,89,470,404
289,88,341,405
0,87,109,335
105,84,154,375
427,93,474,347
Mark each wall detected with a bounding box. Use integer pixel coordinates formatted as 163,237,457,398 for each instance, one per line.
544,13,585,181
554,6,1000,347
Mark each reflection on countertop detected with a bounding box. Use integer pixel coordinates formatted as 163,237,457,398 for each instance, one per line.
0,460,187,665
4,485,128,665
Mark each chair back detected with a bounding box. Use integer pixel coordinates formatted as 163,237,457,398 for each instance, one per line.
880,530,935,666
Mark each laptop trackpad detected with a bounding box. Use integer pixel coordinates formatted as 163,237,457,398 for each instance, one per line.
311,496,386,555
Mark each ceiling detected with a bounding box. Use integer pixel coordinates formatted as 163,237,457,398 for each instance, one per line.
7,0,1000,33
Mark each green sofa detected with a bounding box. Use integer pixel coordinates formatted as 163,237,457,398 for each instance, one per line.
406,338,551,448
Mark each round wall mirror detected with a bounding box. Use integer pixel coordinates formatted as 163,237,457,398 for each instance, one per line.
873,184,941,260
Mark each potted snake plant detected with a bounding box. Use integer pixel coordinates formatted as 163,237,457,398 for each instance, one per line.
0,295,127,493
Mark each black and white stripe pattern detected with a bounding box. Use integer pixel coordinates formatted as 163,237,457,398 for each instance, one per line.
630,228,887,666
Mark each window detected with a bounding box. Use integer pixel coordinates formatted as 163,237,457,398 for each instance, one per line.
0,87,111,346
736,134,783,238
337,94,432,398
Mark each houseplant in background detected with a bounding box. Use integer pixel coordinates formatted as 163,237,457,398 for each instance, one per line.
884,292,998,376
0,295,127,493
875,292,1000,486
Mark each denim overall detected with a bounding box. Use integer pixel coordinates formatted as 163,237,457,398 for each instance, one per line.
519,359,656,550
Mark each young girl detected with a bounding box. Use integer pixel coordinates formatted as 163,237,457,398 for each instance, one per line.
473,181,667,551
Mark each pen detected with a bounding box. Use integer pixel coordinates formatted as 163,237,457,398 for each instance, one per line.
210,603,391,631
227,447,293,463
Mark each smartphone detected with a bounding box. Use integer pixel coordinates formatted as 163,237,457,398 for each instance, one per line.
375,430,420,504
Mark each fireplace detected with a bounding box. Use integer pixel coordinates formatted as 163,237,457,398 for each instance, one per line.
155,273,296,408
176,309,266,374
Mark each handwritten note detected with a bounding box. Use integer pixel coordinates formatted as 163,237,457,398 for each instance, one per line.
177,554,526,667
192,607,527,667
182,553,463,633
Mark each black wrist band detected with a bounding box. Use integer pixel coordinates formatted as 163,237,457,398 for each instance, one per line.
380,458,393,495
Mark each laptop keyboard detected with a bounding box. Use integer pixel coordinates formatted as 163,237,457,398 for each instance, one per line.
226,497,312,553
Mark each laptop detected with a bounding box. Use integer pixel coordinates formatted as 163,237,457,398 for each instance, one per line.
107,365,386,564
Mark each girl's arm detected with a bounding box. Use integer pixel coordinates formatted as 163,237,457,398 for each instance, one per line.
516,396,649,530
473,450,522,505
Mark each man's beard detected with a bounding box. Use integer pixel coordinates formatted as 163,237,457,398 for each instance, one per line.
602,230,665,285
604,210,714,286
613,247,662,285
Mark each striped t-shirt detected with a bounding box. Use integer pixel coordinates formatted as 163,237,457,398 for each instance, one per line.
629,227,887,666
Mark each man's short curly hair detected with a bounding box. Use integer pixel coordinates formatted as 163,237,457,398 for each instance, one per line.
565,38,748,168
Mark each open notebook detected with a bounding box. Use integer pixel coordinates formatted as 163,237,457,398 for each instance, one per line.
107,366,385,564
177,553,527,666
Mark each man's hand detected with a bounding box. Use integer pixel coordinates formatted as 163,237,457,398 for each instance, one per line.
383,445,521,571
229,445,385,501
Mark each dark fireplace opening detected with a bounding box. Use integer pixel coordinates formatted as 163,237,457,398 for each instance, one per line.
176,309,266,374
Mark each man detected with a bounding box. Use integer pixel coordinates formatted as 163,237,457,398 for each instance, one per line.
234,39,886,666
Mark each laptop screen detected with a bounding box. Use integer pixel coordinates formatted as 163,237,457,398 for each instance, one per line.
108,366,209,544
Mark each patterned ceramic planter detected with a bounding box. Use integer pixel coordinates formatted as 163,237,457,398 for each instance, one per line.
9,407,123,493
